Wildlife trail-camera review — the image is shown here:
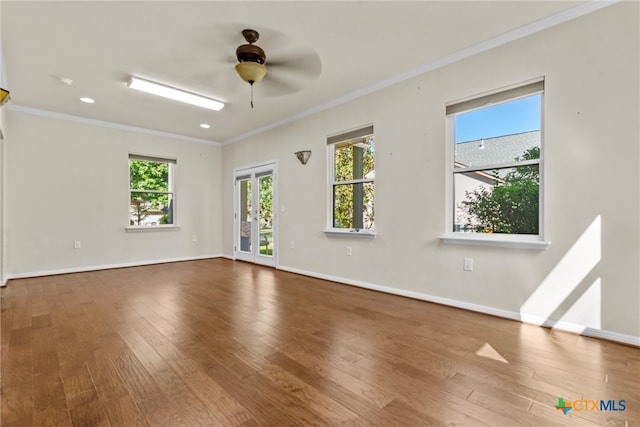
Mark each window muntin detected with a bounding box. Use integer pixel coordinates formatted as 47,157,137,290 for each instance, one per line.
129,154,175,226
448,82,543,236
328,127,375,230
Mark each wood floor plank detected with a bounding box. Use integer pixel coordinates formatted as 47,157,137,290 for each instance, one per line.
1,258,638,426
246,360,368,426
100,395,149,427
170,358,254,426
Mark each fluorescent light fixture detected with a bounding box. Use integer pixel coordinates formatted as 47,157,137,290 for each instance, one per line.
80,97,95,104
128,77,224,111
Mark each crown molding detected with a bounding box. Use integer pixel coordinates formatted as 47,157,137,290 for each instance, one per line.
7,104,221,147
223,0,620,145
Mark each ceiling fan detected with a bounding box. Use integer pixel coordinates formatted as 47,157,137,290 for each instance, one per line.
231,28,321,108
170,25,322,107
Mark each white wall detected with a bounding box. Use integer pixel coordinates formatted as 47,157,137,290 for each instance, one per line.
221,3,639,339
4,111,222,276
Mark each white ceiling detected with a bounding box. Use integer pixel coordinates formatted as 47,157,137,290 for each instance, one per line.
1,1,592,144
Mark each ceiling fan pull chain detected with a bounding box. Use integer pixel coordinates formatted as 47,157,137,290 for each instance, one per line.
250,83,254,108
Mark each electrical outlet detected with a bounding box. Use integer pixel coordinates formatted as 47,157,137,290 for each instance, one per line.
290,241,295,249
74,240,81,249
463,257,474,271
281,204,286,212
346,246,352,256
192,235,198,242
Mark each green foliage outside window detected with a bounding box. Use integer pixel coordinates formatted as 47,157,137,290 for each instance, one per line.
129,159,172,225
259,175,273,229
333,137,375,229
459,147,539,234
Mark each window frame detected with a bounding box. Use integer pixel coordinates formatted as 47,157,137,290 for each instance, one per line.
127,153,177,230
441,79,550,249
326,125,376,237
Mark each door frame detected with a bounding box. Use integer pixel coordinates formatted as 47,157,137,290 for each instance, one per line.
233,161,278,267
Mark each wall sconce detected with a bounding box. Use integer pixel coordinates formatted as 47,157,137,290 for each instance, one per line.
0,88,10,106
295,150,312,165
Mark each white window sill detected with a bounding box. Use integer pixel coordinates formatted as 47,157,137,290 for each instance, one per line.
439,234,550,250
324,229,377,238
126,225,181,232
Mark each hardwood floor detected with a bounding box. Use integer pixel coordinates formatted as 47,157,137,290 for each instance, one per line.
1,258,638,426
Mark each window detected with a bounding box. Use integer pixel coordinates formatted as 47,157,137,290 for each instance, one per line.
129,154,175,226
328,125,375,231
447,80,543,236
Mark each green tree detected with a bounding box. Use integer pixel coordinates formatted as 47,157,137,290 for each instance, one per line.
334,137,374,229
259,175,273,229
459,147,539,234
129,160,171,225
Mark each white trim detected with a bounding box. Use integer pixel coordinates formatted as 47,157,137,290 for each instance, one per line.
222,0,619,146
276,264,638,347
233,162,278,267
3,257,637,346
324,229,377,238
125,225,181,232
447,84,545,243
439,235,551,250
453,158,540,175
7,104,221,146
2,254,223,284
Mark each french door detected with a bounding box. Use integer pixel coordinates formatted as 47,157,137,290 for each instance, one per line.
234,163,277,266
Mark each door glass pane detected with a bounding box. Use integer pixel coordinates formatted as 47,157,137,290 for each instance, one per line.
238,178,252,252
258,174,273,257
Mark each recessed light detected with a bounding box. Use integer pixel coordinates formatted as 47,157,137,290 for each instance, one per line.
200,123,211,129
127,77,224,111
80,97,95,104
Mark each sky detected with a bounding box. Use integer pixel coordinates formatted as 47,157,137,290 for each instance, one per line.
454,94,541,143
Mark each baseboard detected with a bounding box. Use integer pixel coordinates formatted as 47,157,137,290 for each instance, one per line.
3,254,223,283
4,258,637,347
277,264,640,347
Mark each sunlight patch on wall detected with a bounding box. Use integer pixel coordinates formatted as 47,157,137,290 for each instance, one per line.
557,277,601,330
520,216,601,325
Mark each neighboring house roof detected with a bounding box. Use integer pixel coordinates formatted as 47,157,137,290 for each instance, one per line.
455,130,540,168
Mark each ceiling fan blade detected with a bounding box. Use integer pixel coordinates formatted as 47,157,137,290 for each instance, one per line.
170,22,252,65
259,73,303,97
267,48,322,80
190,67,245,99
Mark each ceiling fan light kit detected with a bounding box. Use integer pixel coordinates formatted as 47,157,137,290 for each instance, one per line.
127,76,224,111
234,62,267,85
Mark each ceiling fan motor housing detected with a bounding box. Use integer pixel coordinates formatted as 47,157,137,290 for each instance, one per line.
236,44,266,64
236,29,266,64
